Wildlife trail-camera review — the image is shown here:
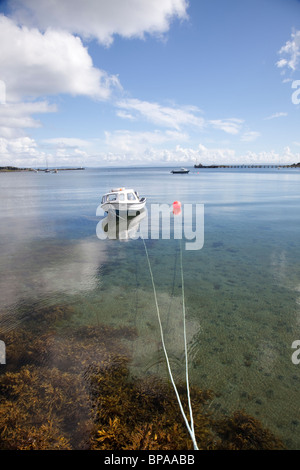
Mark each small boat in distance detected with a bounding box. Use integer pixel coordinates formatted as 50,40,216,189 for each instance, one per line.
101,188,146,214
170,168,189,174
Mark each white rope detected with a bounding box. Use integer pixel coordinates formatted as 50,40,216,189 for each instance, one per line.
141,235,199,450
179,238,195,436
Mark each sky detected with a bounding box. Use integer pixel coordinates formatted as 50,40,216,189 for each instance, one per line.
1,0,300,167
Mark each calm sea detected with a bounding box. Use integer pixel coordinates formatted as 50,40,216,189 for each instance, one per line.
0,166,300,448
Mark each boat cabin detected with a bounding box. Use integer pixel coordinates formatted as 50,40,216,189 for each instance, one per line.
101,188,139,204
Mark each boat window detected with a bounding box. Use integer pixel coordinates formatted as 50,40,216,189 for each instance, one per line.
127,192,136,201
119,193,125,201
108,193,118,202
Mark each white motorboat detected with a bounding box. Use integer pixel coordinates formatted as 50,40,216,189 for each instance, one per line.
101,187,146,213
170,168,189,174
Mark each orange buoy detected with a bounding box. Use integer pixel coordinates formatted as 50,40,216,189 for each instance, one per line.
173,200,181,215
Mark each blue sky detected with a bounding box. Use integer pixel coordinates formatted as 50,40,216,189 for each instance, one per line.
1,0,300,167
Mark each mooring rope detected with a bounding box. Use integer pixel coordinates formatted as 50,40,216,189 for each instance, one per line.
179,238,195,437
141,235,199,450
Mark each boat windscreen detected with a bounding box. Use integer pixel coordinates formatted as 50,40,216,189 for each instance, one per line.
127,192,137,201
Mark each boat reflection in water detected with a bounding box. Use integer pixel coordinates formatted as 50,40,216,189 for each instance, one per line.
98,208,147,241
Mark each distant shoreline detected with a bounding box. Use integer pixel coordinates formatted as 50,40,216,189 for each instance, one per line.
0,166,85,172
194,162,300,169
1,164,300,173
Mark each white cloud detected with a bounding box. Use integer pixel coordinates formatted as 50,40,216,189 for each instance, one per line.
209,119,260,142
155,145,300,166
98,143,300,166
104,129,189,154
99,132,298,166
10,0,188,46
264,112,288,120
166,143,236,164
209,118,244,135
116,110,135,120
0,134,94,167
0,13,121,155
2,132,300,167
116,98,204,130
42,138,92,148
0,136,45,166
0,101,56,138
240,131,260,142
277,30,300,72
276,58,288,69
41,137,92,159
0,14,120,102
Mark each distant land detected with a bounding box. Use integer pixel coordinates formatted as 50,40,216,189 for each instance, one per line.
1,164,300,173
194,162,300,169
0,166,85,172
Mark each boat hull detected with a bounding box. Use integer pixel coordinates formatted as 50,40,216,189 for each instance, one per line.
100,208,147,240
101,198,147,214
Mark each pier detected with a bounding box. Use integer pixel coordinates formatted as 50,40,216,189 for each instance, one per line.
194,163,300,169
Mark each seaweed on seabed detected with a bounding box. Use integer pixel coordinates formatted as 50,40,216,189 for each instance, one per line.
87,365,216,451
0,319,138,450
213,410,285,450
0,365,90,449
0,305,285,450
87,359,285,450
0,323,127,449
0,328,56,371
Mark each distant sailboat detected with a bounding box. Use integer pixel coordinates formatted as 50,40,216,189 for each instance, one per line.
45,157,50,172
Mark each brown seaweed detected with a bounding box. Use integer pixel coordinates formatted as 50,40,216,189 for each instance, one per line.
213,410,285,450
0,302,285,450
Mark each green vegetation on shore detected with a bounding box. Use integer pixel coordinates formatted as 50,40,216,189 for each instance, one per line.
0,166,32,172
0,166,84,172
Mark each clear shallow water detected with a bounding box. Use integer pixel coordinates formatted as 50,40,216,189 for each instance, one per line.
0,167,300,448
